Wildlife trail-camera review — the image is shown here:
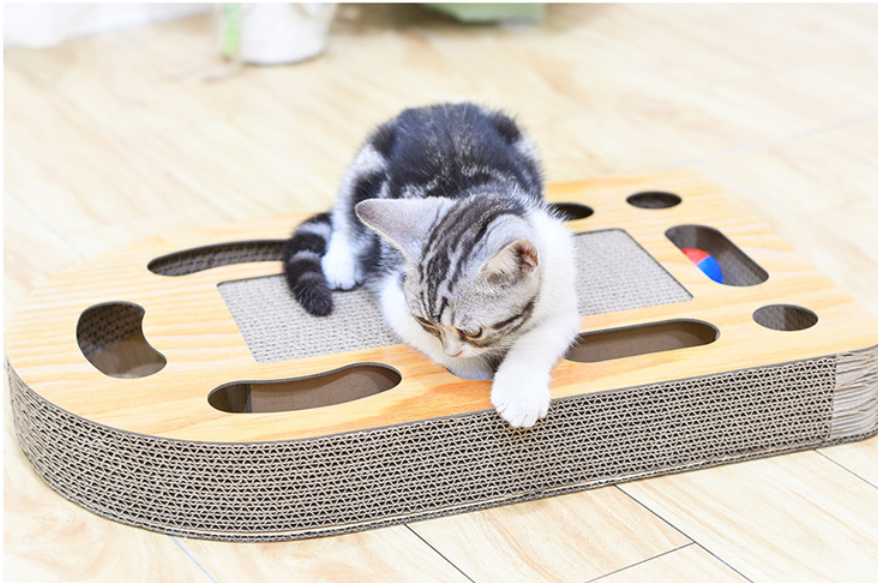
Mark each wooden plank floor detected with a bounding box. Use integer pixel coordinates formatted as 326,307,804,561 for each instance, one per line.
4,4,877,582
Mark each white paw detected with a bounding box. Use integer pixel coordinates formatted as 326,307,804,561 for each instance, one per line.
490,369,551,429
322,244,361,290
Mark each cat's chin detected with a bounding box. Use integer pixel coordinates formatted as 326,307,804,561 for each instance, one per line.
444,366,493,381
442,356,495,381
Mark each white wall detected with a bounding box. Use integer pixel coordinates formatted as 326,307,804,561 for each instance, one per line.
4,3,215,49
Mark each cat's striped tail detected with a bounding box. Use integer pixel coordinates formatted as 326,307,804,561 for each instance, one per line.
282,212,334,316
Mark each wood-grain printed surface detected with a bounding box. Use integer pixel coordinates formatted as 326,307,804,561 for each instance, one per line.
8,170,877,443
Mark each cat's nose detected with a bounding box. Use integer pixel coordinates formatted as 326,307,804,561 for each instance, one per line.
443,343,463,358
442,337,464,357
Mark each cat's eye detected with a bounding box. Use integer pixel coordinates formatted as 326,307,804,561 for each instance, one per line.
459,327,483,341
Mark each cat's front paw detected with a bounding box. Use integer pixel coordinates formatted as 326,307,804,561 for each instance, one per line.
490,369,551,429
322,246,361,291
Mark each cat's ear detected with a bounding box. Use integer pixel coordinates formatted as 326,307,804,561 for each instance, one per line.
481,240,539,285
356,198,450,259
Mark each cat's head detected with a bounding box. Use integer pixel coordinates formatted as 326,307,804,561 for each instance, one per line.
357,196,542,358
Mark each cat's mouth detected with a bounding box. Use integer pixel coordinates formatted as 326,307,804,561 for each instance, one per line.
446,346,480,359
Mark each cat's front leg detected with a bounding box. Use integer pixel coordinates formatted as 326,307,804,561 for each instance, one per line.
322,229,363,290
491,316,579,428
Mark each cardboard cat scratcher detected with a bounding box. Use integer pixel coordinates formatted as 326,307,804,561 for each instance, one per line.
7,170,878,541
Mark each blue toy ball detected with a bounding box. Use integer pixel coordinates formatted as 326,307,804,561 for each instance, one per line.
682,248,724,283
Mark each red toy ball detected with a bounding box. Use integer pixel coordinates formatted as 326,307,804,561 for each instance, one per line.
681,248,724,283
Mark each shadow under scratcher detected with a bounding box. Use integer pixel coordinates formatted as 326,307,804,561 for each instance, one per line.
218,229,692,363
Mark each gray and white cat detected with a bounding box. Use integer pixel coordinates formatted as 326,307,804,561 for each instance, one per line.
283,103,579,428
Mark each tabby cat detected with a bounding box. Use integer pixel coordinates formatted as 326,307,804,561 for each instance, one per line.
282,103,579,428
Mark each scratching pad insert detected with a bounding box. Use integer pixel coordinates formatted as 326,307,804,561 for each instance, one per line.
218,229,692,363
7,170,878,542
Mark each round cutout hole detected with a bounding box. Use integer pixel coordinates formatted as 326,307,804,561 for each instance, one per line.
753,304,818,332
627,191,682,209
549,202,594,221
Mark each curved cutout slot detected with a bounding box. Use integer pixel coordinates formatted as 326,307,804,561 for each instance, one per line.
549,202,594,221
565,319,718,363
77,302,166,378
754,304,818,331
666,225,768,286
209,364,401,413
148,240,284,276
627,191,682,209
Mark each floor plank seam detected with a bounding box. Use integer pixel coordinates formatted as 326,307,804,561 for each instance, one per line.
581,542,695,583
404,524,478,583
815,448,878,491
614,486,755,583
169,536,221,583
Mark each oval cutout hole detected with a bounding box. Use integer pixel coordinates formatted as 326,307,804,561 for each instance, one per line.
666,225,768,286
209,364,402,413
148,240,284,276
549,202,594,221
565,319,718,363
627,191,682,209
77,302,166,378
754,304,818,332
